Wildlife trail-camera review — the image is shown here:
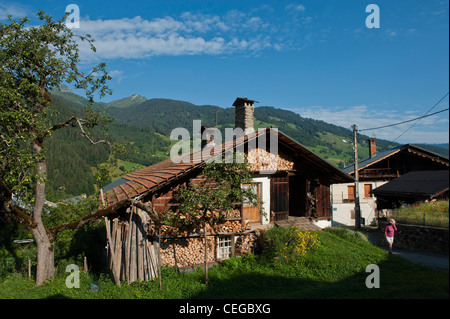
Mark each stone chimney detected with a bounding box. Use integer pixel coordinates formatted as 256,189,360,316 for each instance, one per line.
201,125,216,149
233,97,258,134
368,138,377,157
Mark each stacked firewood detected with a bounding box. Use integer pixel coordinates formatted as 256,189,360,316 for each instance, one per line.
159,237,215,268
148,208,248,237
235,233,258,255
247,148,295,172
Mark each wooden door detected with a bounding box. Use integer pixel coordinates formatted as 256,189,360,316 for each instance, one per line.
242,183,261,223
270,176,289,220
315,185,331,218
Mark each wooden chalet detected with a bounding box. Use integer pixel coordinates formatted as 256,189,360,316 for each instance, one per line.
371,170,449,208
100,97,352,284
332,139,449,226
345,142,449,181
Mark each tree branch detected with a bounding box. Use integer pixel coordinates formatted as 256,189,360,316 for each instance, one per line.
0,180,37,229
74,117,111,147
48,198,160,234
49,115,111,150
50,116,78,131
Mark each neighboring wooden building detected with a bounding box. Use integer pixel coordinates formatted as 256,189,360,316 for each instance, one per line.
332,141,449,226
371,170,449,208
101,97,352,282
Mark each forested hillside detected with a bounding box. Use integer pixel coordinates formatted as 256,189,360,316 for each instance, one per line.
104,98,400,166
45,90,448,201
45,94,171,201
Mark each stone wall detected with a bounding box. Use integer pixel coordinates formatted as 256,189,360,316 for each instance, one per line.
378,221,449,255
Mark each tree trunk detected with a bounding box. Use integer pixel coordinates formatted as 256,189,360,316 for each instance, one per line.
32,140,55,286
32,227,55,285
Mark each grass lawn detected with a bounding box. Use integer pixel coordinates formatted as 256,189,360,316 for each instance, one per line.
0,228,448,299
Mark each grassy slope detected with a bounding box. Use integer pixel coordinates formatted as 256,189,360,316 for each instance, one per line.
1,228,447,299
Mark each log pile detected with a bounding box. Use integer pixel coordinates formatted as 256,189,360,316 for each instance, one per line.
160,237,215,268
105,205,259,275
105,207,159,286
235,233,258,255
247,148,295,172
148,208,249,237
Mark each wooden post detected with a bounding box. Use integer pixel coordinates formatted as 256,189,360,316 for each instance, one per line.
126,207,134,284
105,217,120,286
84,256,88,275
352,124,361,230
158,227,162,290
204,222,208,285
28,258,31,278
129,214,137,283
240,200,244,232
113,219,122,286
100,189,105,207
137,212,144,280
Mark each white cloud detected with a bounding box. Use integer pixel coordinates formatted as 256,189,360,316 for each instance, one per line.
286,3,306,12
109,70,125,84
74,10,278,61
294,105,449,144
0,1,29,20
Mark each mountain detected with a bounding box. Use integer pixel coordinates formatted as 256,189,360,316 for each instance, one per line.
44,93,169,201
106,94,147,108
415,144,449,156
432,143,449,150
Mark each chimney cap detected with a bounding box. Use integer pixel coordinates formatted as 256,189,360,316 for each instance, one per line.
233,97,259,107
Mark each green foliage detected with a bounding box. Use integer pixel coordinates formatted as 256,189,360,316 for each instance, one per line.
165,158,261,232
0,11,111,204
261,226,322,266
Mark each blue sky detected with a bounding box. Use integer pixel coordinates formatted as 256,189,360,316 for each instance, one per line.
1,0,449,144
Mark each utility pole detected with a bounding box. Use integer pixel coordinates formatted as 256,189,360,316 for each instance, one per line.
352,124,361,229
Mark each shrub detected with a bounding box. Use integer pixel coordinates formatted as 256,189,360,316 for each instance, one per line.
262,226,321,265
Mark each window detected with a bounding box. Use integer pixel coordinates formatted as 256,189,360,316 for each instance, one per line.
242,184,258,206
217,236,233,260
364,184,373,198
344,185,355,203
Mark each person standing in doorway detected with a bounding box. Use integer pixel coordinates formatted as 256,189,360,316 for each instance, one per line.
385,218,397,254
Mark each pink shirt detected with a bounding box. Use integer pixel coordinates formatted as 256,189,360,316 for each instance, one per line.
385,224,397,237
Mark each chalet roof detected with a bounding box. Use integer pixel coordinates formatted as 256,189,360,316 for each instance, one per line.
344,144,449,175
371,170,449,198
101,127,352,207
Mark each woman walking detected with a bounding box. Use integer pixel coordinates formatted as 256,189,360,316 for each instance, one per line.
385,218,397,254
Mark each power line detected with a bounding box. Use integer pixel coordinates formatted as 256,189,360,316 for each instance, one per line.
359,92,449,132
358,107,449,132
